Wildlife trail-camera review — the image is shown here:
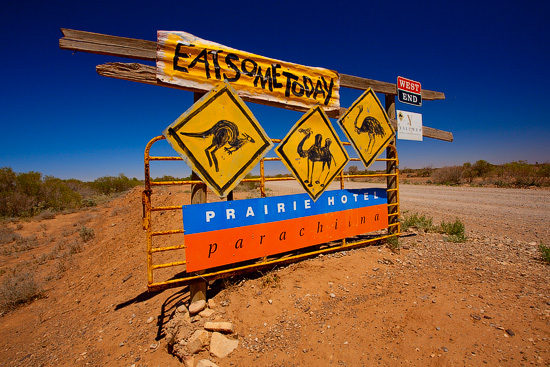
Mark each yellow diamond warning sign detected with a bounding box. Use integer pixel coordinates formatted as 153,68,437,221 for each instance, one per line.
338,88,395,169
276,106,349,201
163,81,273,197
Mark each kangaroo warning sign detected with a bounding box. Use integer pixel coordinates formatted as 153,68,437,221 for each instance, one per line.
163,81,273,198
397,76,422,106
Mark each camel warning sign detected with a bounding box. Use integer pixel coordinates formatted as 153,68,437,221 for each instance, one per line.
163,81,273,197
276,106,349,201
338,88,395,169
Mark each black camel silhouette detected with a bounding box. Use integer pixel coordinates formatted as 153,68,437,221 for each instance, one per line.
354,105,386,154
297,128,334,187
180,120,255,172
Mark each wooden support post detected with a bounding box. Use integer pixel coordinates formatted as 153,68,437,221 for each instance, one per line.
385,95,399,235
189,92,208,305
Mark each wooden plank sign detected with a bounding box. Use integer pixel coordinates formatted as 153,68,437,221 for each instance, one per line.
183,188,388,272
157,31,340,113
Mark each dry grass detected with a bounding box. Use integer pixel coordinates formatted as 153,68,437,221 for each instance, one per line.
0,268,44,314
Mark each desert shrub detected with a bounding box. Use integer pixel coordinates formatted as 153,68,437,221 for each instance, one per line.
0,191,37,217
0,168,83,217
41,176,82,210
386,236,400,252
81,197,97,207
432,166,463,185
0,268,44,313
36,210,56,220
79,226,95,242
417,166,434,178
539,243,550,264
91,174,141,195
13,235,39,253
401,212,434,232
438,218,466,242
68,240,83,255
0,225,19,245
462,162,475,183
472,160,493,178
260,270,281,289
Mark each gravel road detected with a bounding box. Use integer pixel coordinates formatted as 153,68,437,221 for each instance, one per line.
266,181,550,243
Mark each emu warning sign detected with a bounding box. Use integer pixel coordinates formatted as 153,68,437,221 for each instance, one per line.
338,88,395,169
276,106,349,201
157,30,340,113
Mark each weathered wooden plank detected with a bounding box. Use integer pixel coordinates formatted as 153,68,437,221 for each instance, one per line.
60,28,156,61
95,62,453,142
340,74,445,100
421,126,454,142
96,62,157,85
62,29,445,100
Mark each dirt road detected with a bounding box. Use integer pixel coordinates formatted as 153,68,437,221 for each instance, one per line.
267,181,550,242
0,183,549,366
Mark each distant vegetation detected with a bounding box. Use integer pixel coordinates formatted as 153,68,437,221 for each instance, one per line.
0,167,142,218
354,160,549,188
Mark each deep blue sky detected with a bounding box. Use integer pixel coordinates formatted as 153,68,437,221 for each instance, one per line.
1,0,549,181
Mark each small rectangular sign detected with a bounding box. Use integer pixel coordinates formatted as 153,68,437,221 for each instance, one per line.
157,31,340,113
397,76,422,106
183,189,387,272
397,110,423,141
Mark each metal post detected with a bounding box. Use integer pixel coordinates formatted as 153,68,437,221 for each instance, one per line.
189,92,208,305
385,94,398,236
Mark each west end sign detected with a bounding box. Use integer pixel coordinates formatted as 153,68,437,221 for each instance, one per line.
397,76,422,106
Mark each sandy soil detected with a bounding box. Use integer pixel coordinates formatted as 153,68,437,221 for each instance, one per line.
0,183,549,366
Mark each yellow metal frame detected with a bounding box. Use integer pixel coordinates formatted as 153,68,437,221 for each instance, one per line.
143,136,401,291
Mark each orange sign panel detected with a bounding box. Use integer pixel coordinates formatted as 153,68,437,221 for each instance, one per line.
183,189,388,272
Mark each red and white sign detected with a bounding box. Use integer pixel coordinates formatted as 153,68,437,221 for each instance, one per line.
397,76,421,94
397,76,422,106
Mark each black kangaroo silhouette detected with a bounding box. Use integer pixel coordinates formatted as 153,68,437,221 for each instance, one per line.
180,120,255,172
297,128,334,187
353,105,386,154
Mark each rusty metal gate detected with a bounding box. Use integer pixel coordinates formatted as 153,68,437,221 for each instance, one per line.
142,136,400,291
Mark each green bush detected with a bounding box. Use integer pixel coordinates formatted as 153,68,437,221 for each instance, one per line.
91,174,141,195
539,243,550,264
0,167,141,218
438,219,466,242
401,212,434,232
386,236,400,252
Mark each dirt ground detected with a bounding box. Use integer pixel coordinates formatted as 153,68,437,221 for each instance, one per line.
0,182,549,366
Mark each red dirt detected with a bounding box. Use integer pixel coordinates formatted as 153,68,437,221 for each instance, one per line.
0,183,549,366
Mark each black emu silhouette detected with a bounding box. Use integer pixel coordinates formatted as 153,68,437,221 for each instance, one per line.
297,128,334,187
354,105,386,154
180,120,255,172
